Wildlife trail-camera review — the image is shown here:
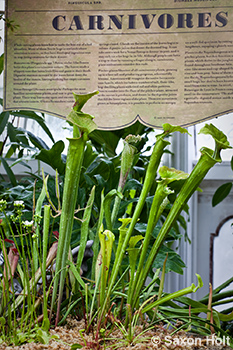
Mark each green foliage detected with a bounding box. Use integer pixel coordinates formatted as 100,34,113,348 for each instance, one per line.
212,155,233,207
0,93,232,346
212,182,233,207
0,105,54,160
35,141,66,175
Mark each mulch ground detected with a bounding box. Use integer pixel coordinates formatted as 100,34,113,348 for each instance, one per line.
0,318,232,350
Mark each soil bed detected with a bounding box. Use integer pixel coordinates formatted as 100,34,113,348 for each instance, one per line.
0,319,232,350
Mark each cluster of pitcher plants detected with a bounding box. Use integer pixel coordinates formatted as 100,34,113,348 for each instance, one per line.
0,91,233,347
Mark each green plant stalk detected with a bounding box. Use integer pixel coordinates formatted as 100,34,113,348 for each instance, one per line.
49,91,98,325
50,125,86,325
128,167,188,311
89,269,101,325
199,289,233,304
16,218,34,330
68,259,86,290
33,177,47,272
142,274,203,314
126,235,143,312
127,247,140,307
132,149,222,311
205,283,213,330
91,190,105,282
85,283,89,323
42,205,50,331
108,137,169,285
131,182,169,290
111,188,123,228
8,241,58,315
0,240,14,334
24,231,37,334
98,230,115,312
97,135,169,322
208,276,233,296
153,253,168,317
104,189,123,232
115,218,131,263
76,185,95,272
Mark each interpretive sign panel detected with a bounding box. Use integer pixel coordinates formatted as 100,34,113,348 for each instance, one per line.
4,0,233,129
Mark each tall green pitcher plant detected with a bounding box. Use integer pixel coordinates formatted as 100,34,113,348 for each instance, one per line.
98,124,232,327
50,91,98,326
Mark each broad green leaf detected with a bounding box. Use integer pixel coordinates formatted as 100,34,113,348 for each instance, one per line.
199,123,232,150
5,145,15,158
231,155,233,171
89,121,151,156
152,245,186,275
89,129,121,157
26,130,49,150
82,142,98,170
212,182,232,207
85,156,112,181
11,110,54,142
14,131,29,146
123,178,143,193
35,140,65,175
72,90,99,111
0,111,10,134
7,123,19,152
0,157,17,186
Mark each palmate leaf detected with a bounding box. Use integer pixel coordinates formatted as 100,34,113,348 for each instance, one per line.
35,140,66,175
152,245,186,275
